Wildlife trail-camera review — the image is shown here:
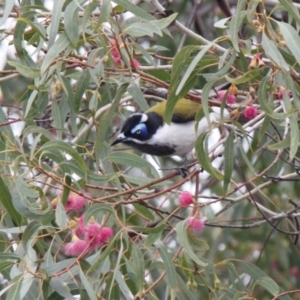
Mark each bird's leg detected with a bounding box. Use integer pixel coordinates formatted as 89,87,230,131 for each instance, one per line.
177,167,189,178
177,152,198,178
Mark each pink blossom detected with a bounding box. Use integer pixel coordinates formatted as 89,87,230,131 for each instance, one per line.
187,217,205,233
85,223,113,249
98,227,113,243
217,90,236,104
243,106,258,120
65,238,89,256
179,191,193,206
290,266,299,278
65,192,85,213
85,222,102,248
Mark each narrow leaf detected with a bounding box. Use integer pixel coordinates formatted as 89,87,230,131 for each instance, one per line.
0,177,22,226
195,133,224,180
262,32,289,71
41,32,70,74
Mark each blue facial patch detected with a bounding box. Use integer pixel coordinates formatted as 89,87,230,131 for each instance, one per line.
131,123,148,136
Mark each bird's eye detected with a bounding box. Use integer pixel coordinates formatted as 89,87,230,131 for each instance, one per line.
131,123,147,137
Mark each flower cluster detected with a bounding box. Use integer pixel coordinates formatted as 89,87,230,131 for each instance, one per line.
65,215,113,257
109,39,140,69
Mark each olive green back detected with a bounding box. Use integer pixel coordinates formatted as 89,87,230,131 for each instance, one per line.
146,99,202,123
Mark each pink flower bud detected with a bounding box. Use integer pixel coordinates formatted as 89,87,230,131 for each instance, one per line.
65,192,85,213
179,191,193,206
243,106,258,120
217,90,236,104
187,217,205,233
95,227,113,246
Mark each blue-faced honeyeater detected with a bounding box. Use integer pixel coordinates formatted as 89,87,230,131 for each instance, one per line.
111,99,228,161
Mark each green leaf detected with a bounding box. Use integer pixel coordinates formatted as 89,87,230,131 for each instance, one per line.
48,0,64,47
79,269,98,300
278,0,300,26
55,201,68,228
52,97,63,139
74,69,91,113
166,45,200,123
98,0,112,25
253,277,280,296
229,5,247,52
133,203,155,221
127,83,149,111
0,253,21,260
84,204,114,224
258,76,287,119
175,220,208,267
227,262,247,291
175,42,214,97
8,61,40,78
123,20,162,37
195,133,224,180
262,32,289,71
113,0,156,21
267,137,290,150
41,32,70,74
223,131,234,194
37,140,87,179
50,277,75,299
277,21,300,67
0,0,14,27
95,83,128,167
239,261,279,296
157,243,177,288
22,220,41,250
0,177,22,226
64,0,83,46
108,152,159,178
225,68,262,84
150,13,178,31
131,243,144,291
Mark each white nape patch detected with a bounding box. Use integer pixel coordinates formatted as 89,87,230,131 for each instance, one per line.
140,113,148,122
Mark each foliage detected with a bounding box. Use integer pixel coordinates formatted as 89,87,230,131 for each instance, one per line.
0,0,300,299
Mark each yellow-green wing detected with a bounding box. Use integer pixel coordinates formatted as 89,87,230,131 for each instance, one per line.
147,99,202,123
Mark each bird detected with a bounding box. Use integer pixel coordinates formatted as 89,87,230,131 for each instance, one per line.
111,98,228,161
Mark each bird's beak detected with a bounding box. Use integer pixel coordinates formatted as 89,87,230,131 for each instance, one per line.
111,133,126,146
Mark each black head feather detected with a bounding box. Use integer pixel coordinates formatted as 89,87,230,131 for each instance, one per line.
121,112,163,141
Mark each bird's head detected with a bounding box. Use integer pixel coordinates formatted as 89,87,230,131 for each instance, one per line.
111,112,163,147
